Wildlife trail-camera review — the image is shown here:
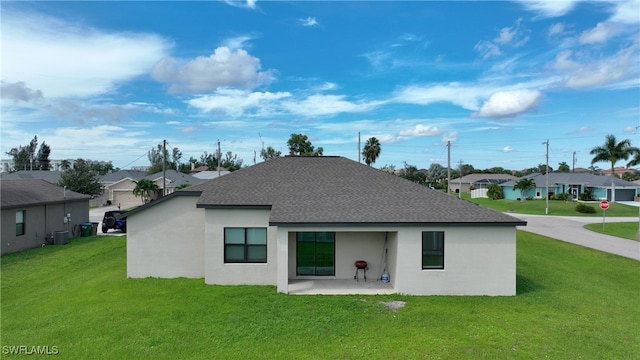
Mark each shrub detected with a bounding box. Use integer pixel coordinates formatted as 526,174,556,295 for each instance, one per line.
579,192,592,201
526,196,534,201
551,193,571,201
486,183,503,200
575,203,596,213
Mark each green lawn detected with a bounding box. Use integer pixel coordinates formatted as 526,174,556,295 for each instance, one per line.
464,194,639,217
2,234,639,359
584,222,640,241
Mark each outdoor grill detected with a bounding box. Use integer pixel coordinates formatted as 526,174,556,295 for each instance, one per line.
354,260,368,282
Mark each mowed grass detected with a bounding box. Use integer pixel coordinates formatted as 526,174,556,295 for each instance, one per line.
584,222,640,241
464,194,639,217
2,234,639,359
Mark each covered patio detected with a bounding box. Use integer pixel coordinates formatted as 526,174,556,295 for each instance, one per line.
288,279,395,295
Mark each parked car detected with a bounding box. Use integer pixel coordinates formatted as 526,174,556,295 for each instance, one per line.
102,210,127,233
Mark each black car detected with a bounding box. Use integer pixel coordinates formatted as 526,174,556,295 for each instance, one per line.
102,210,127,233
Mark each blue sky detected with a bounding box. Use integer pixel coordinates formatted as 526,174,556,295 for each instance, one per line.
2,0,639,171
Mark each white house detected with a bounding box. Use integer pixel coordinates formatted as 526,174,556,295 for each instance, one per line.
126,156,526,296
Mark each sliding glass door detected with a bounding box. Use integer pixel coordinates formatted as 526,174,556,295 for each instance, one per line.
296,232,335,276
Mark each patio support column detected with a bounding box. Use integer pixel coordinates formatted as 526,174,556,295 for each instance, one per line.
276,227,289,293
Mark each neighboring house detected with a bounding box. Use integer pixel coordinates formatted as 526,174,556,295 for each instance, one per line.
0,170,63,184
191,170,231,180
500,173,640,201
99,170,147,205
145,170,206,196
127,156,526,296
100,169,205,205
449,173,517,194
600,167,637,177
1,179,90,255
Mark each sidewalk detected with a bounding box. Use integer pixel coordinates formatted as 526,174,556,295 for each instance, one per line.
512,214,640,261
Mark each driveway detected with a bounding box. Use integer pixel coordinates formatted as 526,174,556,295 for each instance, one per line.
511,213,640,261
89,203,138,236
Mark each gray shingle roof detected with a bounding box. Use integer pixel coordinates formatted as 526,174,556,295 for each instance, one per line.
195,156,525,226
100,170,147,183
145,170,206,187
1,179,90,208
0,170,62,184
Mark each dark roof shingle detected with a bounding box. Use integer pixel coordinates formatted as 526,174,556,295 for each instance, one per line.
1,179,90,208
196,156,525,226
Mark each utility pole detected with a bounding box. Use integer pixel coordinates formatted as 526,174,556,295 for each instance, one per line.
358,132,361,163
162,139,166,196
217,139,222,178
543,139,549,215
458,159,463,199
447,141,451,194
572,151,577,173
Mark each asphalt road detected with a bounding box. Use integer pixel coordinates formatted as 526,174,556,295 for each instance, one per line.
512,213,640,261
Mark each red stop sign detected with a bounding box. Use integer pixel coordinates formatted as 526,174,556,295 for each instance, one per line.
600,200,609,210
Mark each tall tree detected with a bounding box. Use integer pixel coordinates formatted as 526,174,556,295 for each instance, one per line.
220,151,244,171
147,144,182,175
427,163,447,188
513,178,536,201
287,133,323,156
132,179,159,203
6,135,43,171
557,161,570,172
58,159,102,196
35,141,51,170
260,146,282,161
362,137,381,166
590,134,639,202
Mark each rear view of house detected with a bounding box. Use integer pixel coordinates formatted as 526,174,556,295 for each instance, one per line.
1,179,90,255
126,156,526,295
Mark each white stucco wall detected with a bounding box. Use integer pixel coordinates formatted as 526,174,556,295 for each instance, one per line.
204,208,277,285
127,195,205,278
277,225,515,296
394,226,516,296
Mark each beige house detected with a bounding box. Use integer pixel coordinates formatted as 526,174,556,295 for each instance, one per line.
449,173,517,194
100,170,205,205
1,179,90,255
127,157,525,296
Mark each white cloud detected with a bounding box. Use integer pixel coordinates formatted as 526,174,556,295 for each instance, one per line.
398,124,442,137
0,81,43,103
223,0,258,10
494,18,529,46
223,35,254,50
561,45,637,89
152,47,275,93
503,146,514,153
579,22,618,44
2,10,171,99
314,82,339,91
608,0,640,24
299,17,319,27
518,0,579,18
187,89,291,117
281,95,385,117
474,41,502,60
474,18,529,60
472,89,542,119
394,83,489,111
548,23,565,37
552,51,581,71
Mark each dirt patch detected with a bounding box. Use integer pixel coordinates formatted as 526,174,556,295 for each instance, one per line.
380,300,406,312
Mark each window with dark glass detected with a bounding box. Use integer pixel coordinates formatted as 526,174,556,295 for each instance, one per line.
16,210,25,236
296,232,335,276
224,228,267,263
422,231,444,269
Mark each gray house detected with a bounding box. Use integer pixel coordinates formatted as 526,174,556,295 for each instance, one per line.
127,156,526,296
501,173,640,201
1,179,90,255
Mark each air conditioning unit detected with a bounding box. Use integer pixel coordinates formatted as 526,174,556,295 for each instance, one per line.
53,230,69,245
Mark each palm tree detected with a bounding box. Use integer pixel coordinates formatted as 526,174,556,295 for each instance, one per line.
362,137,381,166
513,178,536,201
133,179,159,204
590,134,639,202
